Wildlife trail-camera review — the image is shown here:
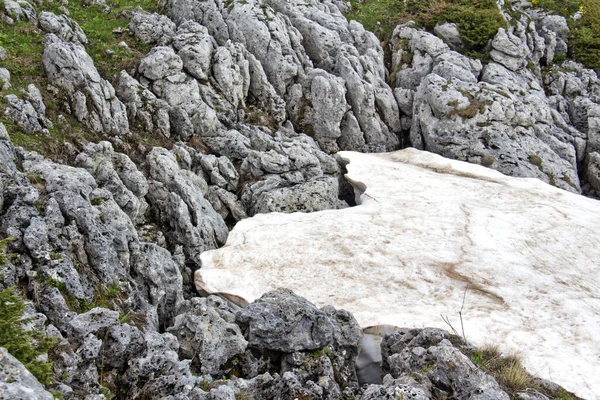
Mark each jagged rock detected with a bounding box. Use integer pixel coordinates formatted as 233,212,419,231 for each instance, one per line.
0,68,10,91
38,11,88,44
199,154,239,192
146,147,228,266
171,20,215,81
167,0,400,152
241,175,344,215
0,46,7,61
212,42,249,108
280,351,343,399
129,10,176,45
139,46,184,80
286,69,349,153
115,71,171,138
0,347,54,400
167,296,247,375
235,288,334,353
100,323,146,370
391,25,582,193
75,141,148,221
434,22,462,49
381,328,510,400
490,28,529,72
43,34,129,135
321,305,362,390
206,186,248,222
122,331,205,398
66,308,120,345
0,122,9,140
3,94,44,134
3,0,36,21
587,152,600,195
131,242,185,327
361,374,431,400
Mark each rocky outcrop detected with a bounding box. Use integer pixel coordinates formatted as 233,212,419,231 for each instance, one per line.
0,347,54,400
42,34,129,136
166,0,401,153
38,11,88,45
390,25,583,193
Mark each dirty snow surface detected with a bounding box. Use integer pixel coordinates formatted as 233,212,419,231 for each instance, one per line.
197,148,600,398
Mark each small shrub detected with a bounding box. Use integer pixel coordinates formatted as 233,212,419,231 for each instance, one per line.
528,154,543,169
469,345,535,394
481,155,495,167
0,287,55,385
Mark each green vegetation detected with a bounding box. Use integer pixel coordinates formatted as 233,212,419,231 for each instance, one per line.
533,0,600,70
0,20,44,86
42,0,158,79
0,287,56,385
470,345,535,393
346,0,506,57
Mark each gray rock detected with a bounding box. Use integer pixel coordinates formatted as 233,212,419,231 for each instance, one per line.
0,347,54,400
172,21,215,81
490,28,529,72
43,34,129,135
131,243,184,326
3,0,36,21
242,175,344,216
115,71,171,138
39,11,87,44
0,68,10,91
139,46,184,80
391,25,582,193
236,288,335,353
361,375,431,400
3,94,44,133
0,122,9,140
122,331,204,398
286,70,348,153
434,22,463,49
100,323,146,370
212,42,249,108
146,147,228,266
381,328,510,400
587,152,600,196
167,296,247,375
66,308,120,345
129,10,176,45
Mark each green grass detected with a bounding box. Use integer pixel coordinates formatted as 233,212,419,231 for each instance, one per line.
346,0,506,56
0,21,45,86
43,0,158,80
0,287,56,385
533,0,600,70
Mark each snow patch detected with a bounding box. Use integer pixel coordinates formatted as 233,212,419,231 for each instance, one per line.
197,148,600,399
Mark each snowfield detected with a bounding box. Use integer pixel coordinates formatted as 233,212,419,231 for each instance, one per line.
197,148,600,399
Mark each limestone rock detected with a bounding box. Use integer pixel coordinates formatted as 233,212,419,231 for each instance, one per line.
129,10,176,45
139,46,184,80
43,34,129,135
235,288,334,353
39,11,87,44
167,296,247,375
0,347,54,400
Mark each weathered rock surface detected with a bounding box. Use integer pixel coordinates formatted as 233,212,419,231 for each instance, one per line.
39,11,87,45
42,34,129,135
390,25,583,193
236,288,335,353
0,348,54,400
